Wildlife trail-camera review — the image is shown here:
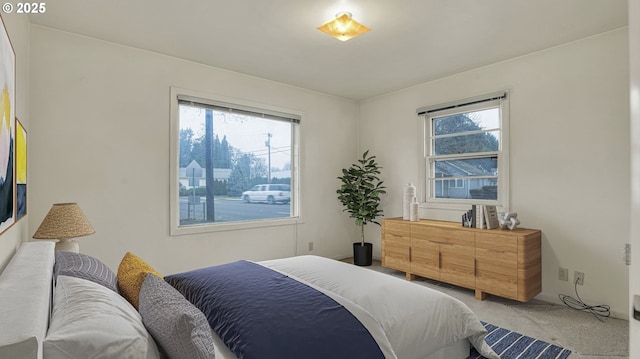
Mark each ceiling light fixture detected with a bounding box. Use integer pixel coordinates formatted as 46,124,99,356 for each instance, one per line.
317,12,370,42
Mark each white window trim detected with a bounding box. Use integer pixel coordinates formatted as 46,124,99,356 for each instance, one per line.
417,92,510,221
169,86,303,236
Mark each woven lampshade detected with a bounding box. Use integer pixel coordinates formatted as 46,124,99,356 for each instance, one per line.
33,203,95,240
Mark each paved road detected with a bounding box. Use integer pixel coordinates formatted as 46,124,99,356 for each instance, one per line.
180,197,290,223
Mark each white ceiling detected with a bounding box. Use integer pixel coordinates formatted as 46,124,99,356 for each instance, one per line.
30,0,628,100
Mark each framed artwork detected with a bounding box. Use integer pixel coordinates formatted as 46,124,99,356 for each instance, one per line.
0,13,15,234
16,118,25,221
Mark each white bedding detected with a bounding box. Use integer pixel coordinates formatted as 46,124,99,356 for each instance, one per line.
210,255,497,359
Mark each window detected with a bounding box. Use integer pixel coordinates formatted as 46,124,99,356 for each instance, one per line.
418,92,509,209
448,179,464,188
170,88,300,235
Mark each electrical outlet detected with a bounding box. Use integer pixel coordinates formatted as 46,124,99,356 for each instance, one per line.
558,267,568,281
308,242,314,251
574,271,584,285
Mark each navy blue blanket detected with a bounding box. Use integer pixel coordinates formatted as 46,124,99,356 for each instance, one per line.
165,260,384,359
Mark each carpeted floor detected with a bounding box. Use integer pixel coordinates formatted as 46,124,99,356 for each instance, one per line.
342,258,629,359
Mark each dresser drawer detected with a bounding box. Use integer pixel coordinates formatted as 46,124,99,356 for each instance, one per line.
385,222,411,237
412,224,474,247
475,231,517,253
382,221,411,272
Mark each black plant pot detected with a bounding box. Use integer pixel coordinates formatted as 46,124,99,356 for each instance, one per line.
353,242,373,266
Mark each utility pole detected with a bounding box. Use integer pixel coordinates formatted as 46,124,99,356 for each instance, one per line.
205,109,215,221
266,133,272,183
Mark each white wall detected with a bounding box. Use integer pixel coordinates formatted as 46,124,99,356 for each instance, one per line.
28,26,360,274
360,28,630,317
0,13,30,272
629,0,640,355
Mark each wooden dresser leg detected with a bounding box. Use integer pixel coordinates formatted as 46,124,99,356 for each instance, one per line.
475,290,488,300
406,273,415,281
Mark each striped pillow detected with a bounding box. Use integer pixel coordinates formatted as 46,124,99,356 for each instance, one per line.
139,273,215,359
54,251,118,293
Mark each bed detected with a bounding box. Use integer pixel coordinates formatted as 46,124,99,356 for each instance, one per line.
0,242,498,359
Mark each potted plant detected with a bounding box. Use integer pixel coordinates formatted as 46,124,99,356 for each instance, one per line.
336,150,386,266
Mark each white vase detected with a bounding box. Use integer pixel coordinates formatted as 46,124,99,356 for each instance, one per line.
403,183,416,220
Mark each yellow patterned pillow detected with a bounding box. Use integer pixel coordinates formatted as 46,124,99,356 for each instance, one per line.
117,252,162,309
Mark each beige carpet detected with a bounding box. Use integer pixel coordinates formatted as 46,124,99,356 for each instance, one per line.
343,258,629,359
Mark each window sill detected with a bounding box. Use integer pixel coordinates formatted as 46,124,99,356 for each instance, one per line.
420,201,502,223
170,216,303,236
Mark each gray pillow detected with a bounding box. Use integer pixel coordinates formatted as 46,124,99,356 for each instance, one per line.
54,251,118,293
139,273,215,359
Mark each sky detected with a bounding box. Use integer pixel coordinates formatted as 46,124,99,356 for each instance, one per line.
180,105,292,169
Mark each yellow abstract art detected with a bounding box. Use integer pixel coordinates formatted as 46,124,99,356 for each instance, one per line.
16,119,26,220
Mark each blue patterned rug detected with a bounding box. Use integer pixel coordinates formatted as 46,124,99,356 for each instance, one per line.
467,322,572,359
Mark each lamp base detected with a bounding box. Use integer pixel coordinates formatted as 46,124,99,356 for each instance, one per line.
55,238,79,253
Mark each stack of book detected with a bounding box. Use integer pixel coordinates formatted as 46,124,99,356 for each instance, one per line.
463,205,499,229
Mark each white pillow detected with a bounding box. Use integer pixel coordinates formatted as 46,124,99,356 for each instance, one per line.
44,275,160,359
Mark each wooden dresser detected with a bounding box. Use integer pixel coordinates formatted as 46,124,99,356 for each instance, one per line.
381,218,541,302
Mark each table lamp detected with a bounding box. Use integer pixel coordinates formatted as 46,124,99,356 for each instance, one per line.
32,203,95,252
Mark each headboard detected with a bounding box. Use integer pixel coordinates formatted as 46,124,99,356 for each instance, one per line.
0,241,55,359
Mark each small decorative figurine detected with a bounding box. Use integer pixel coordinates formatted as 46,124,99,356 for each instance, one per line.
499,212,520,230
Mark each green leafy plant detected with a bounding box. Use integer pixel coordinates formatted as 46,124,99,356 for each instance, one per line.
337,150,386,246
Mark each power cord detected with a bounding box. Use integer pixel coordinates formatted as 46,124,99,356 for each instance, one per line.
558,277,610,322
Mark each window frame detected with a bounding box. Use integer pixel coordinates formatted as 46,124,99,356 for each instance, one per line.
169,87,302,236
418,92,510,218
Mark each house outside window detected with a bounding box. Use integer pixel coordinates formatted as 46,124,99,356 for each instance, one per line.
448,178,464,189
170,88,300,235
418,92,509,214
